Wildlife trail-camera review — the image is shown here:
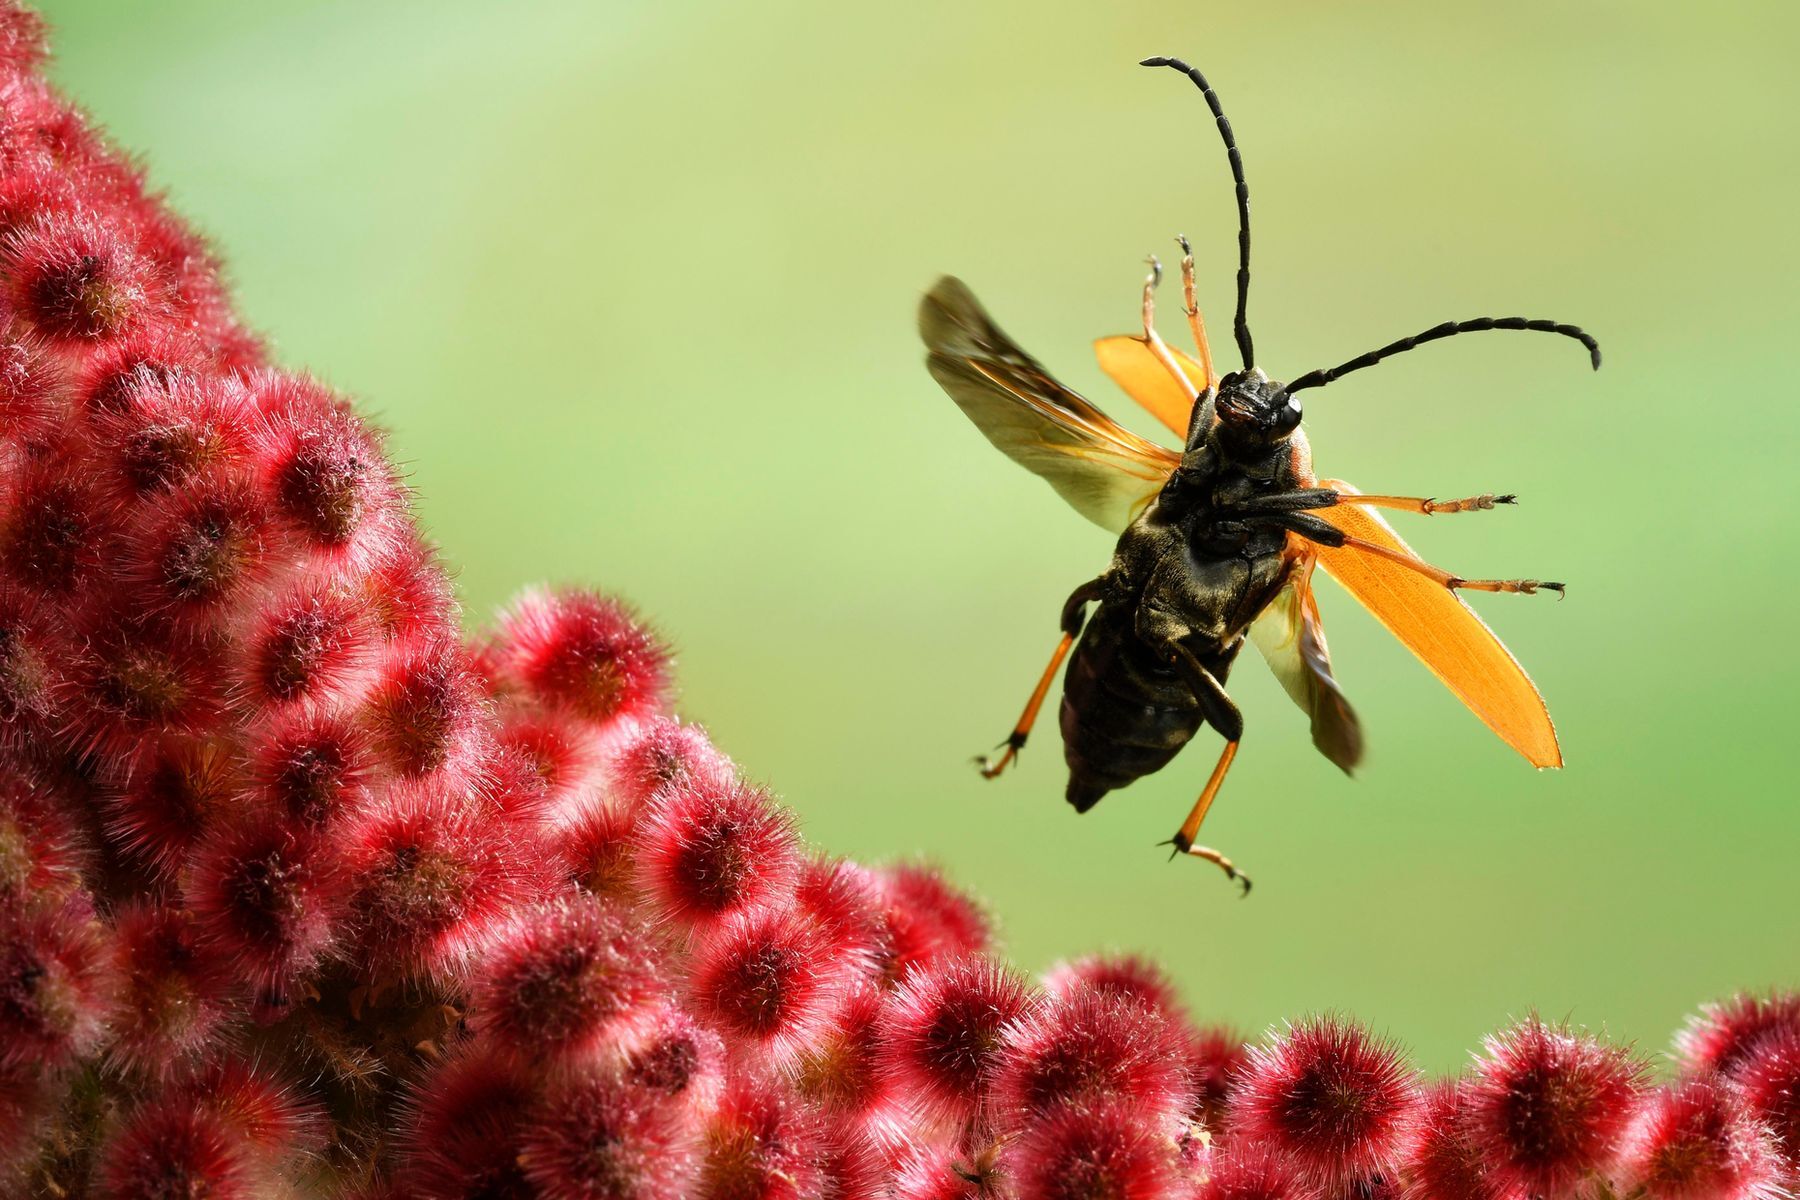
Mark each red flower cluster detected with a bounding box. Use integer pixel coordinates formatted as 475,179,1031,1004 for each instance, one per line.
0,5,1795,1199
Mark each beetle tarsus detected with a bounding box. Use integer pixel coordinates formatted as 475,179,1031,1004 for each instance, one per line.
1159,834,1249,893
1445,575,1565,597
976,732,1027,779
1420,492,1514,514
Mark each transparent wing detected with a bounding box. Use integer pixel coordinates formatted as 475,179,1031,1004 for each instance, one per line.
1310,479,1561,768
1092,335,1209,440
921,277,1178,534
1248,554,1363,773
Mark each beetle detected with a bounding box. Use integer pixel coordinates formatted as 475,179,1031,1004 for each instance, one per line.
919,57,1599,892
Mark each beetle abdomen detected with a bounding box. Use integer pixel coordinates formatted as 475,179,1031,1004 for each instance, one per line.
1058,602,1205,813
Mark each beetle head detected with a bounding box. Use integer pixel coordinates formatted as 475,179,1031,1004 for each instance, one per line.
1212,367,1301,450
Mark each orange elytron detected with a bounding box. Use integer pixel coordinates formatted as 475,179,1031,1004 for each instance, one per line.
920,57,1598,891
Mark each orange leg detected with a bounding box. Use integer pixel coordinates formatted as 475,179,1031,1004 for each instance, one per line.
1161,739,1248,894
976,633,1074,779
1331,533,1564,596
1175,235,1218,388
978,577,1106,778
1333,492,1517,516
1139,256,1203,404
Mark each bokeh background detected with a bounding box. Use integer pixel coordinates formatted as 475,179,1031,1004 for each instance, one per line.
39,0,1798,1071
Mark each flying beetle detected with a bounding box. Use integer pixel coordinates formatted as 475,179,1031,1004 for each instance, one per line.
919,57,1600,893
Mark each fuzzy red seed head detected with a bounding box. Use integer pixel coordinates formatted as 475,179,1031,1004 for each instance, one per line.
2,463,108,595
993,989,1194,1125
815,1124,889,1200
518,1066,697,1200
877,955,1039,1128
0,896,117,1072
633,775,801,932
398,1049,536,1200
0,322,62,446
0,586,66,741
123,472,271,623
1187,1025,1251,1134
1043,953,1187,1021
1734,1031,1800,1160
1676,993,1800,1079
1230,1017,1424,1186
483,741,560,821
185,815,341,995
247,709,372,826
0,3,45,71
1615,1078,1782,1200
556,793,642,900
363,636,486,778
341,781,547,983
0,164,76,249
0,1059,53,1188
70,327,202,418
695,1070,823,1200
359,533,457,640
790,979,889,1119
0,79,97,178
106,902,229,1076
499,708,599,805
492,587,670,725
891,1144,991,1200
242,582,379,707
872,861,991,982
95,1099,255,1200
474,894,666,1063
4,82,109,177
5,211,158,342
123,204,257,367
1399,1081,1502,1200
627,1003,728,1112
106,735,238,878
67,615,226,763
194,304,265,373
689,904,839,1061
90,370,250,498
1006,1098,1184,1200
795,855,886,972
607,715,731,811
1200,1142,1325,1200
252,380,398,551
1463,1018,1649,1200
175,1058,324,1157
164,301,256,376
0,764,85,898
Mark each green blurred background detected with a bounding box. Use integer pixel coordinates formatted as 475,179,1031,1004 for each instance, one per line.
40,0,1797,1070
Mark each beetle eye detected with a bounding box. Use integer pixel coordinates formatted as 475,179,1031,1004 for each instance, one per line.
1274,393,1302,432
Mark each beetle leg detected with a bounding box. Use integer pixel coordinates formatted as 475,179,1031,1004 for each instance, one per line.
1228,488,1339,514
1175,234,1218,387
976,576,1106,779
1159,739,1249,894
975,635,1071,779
1332,492,1517,515
1139,255,1204,403
1234,489,1515,516
1156,644,1251,894
1259,512,1564,597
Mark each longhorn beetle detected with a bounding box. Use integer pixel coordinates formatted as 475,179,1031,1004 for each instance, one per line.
919,57,1598,892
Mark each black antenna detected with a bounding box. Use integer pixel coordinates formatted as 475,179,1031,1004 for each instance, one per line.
1279,317,1602,397
1141,56,1254,372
